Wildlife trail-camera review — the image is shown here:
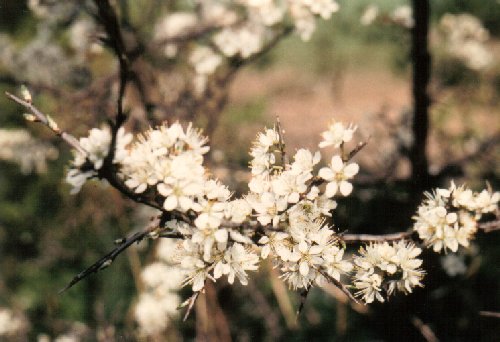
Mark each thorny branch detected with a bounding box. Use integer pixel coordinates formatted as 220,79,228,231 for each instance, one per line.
59,216,162,293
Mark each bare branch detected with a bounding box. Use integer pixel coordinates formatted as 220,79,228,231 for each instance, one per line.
478,218,500,233
94,0,131,172
346,139,369,162
275,116,289,167
59,216,162,293
479,311,500,319
342,231,413,243
59,230,149,293
319,269,359,304
183,291,200,322
411,316,440,342
5,91,87,155
95,0,129,124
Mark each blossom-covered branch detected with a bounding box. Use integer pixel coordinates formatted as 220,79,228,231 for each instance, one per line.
5,85,500,311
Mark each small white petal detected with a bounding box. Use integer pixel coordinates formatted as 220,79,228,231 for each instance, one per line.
299,261,309,276
325,181,338,197
339,181,353,196
330,155,344,172
343,163,359,177
163,196,178,210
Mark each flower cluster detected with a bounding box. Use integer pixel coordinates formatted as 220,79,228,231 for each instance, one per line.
353,241,424,303
439,13,493,71
65,120,361,293
0,307,28,339
147,1,341,93
135,240,184,336
66,126,132,194
413,182,499,252
359,5,413,28
245,122,358,290
211,0,340,58
118,123,259,291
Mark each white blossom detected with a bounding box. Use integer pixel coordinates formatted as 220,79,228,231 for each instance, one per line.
353,242,424,303
318,155,359,197
0,307,28,338
66,126,131,194
213,243,259,285
439,14,493,70
413,183,498,253
360,5,379,26
391,5,414,28
441,254,467,277
0,128,58,174
225,199,252,224
319,121,357,149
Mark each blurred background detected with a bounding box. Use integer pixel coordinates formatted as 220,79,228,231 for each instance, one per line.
0,0,499,341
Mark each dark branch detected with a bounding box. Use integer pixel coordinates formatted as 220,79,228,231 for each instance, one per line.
296,287,310,320
59,230,150,293
95,0,131,169
409,0,431,195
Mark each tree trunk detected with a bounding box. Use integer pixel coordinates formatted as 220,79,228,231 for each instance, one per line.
410,0,431,196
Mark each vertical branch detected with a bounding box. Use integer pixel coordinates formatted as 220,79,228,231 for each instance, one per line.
94,0,130,166
410,0,431,195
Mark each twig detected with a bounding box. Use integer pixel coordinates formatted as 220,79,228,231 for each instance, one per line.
226,25,293,75
479,311,500,319
342,231,413,243
95,0,129,124
321,283,369,314
275,116,289,167
5,91,87,155
411,316,439,342
59,230,149,293
319,269,359,304
183,291,200,321
59,216,161,293
347,140,369,162
478,219,500,233
6,90,164,211
296,287,310,320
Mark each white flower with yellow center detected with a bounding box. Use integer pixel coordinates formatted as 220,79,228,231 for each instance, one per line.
318,155,359,197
